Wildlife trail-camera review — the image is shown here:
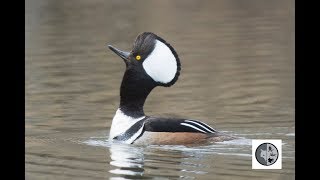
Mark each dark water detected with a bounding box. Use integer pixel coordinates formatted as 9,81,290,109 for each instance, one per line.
26,0,294,179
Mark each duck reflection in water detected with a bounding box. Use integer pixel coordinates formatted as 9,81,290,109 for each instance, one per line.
108,142,209,179
109,143,145,177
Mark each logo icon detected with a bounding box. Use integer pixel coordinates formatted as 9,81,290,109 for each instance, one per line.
252,140,282,169
255,143,279,166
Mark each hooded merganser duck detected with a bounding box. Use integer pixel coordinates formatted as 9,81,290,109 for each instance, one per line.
107,32,235,145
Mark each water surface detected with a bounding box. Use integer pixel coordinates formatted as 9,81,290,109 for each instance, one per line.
26,0,294,179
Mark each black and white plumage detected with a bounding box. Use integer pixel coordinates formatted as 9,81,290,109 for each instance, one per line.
111,116,219,144
108,32,235,145
144,118,216,133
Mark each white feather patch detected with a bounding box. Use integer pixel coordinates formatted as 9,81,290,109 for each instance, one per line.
184,120,215,133
109,109,145,141
142,40,177,84
180,122,207,133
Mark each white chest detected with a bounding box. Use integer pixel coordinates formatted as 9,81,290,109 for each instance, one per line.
109,109,145,141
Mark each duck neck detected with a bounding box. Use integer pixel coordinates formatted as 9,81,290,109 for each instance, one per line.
119,69,156,118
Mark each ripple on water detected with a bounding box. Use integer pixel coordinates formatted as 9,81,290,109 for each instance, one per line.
83,136,252,158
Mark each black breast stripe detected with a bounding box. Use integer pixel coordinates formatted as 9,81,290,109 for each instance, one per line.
144,118,216,134
113,119,145,142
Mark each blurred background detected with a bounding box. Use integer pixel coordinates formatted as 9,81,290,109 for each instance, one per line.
26,0,294,179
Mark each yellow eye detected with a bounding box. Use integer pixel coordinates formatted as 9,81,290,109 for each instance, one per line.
136,55,141,60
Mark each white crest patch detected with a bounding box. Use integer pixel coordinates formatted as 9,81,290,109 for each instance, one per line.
109,109,145,141
142,40,177,84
